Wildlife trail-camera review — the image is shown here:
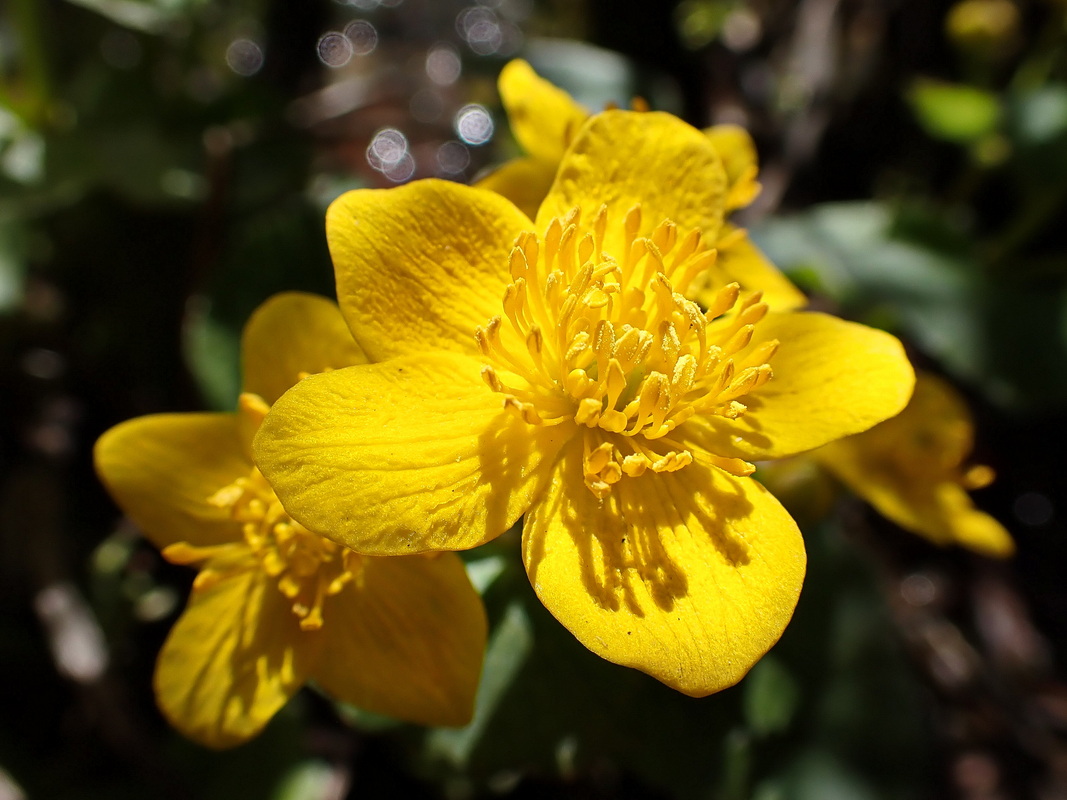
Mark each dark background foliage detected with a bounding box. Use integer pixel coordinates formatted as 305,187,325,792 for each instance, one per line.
1,0,1065,797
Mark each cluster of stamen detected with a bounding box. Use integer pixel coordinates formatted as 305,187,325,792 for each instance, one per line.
476,204,778,498
164,469,360,631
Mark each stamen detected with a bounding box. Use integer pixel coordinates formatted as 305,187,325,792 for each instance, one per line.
204,468,361,629
478,204,778,496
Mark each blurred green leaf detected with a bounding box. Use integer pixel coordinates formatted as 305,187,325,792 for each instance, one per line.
271,761,343,800
426,600,534,769
1008,83,1067,146
754,202,984,377
62,0,204,33
0,216,27,312
743,656,800,737
907,78,1000,144
1006,83,1067,185
182,297,241,411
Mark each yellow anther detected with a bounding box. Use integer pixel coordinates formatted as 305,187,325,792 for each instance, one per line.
651,220,677,254
481,365,503,392
479,205,777,497
565,368,594,398
707,454,756,477
963,464,996,490
706,282,741,319
575,397,602,425
509,245,529,279
584,440,615,473
604,359,627,408
724,324,755,355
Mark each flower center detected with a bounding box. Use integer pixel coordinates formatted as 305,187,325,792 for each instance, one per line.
476,204,778,498
165,468,360,631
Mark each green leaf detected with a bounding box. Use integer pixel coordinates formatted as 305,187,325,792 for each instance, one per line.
743,656,800,737
907,78,1000,144
181,297,241,411
0,216,27,312
425,600,534,769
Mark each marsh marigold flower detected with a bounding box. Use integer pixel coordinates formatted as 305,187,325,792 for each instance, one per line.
478,58,806,312
254,110,915,696
813,372,1014,558
95,293,486,748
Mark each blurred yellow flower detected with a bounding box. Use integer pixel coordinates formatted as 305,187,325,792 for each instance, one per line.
478,58,806,312
95,293,486,748
254,110,915,696
813,372,1014,558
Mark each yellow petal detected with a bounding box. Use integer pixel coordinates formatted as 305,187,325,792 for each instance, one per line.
693,224,806,311
498,59,589,164
522,442,805,696
681,311,915,461
94,414,246,550
254,352,573,555
326,179,533,361
812,373,1014,557
242,291,368,407
536,110,728,249
154,563,321,748
704,124,762,211
314,553,487,727
475,155,558,221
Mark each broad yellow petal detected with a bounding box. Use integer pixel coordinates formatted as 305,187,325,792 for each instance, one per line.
242,292,367,406
536,110,728,249
693,224,807,311
94,414,245,550
522,442,805,696
155,563,321,748
475,155,558,221
824,452,1014,557
681,311,915,461
254,352,573,555
313,553,487,727
498,59,589,164
704,124,762,211
813,373,1014,557
326,180,533,361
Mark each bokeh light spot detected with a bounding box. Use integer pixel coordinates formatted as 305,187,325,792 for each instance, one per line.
455,104,494,145
436,141,470,174
225,38,264,77
426,44,462,85
344,20,378,55
318,32,354,67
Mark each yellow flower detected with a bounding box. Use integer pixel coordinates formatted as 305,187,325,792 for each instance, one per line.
478,58,806,312
254,110,915,696
94,293,487,748
813,372,1014,558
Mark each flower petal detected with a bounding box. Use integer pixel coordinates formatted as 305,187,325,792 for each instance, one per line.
94,414,246,550
475,155,558,221
154,563,321,748
536,110,728,248
693,224,806,311
681,311,915,461
254,352,573,555
326,179,533,361
313,553,487,727
812,373,1014,557
242,292,367,407
704,124,762,211
522,443,805,696
498,59,589,164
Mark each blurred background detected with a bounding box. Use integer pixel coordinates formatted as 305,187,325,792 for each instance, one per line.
2,0,1067,797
